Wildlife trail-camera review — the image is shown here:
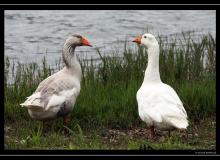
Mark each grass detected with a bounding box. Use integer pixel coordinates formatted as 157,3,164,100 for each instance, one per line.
4,118,216,150
4,32,216,150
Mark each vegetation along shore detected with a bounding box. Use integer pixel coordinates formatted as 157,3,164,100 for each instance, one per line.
4,32,216,150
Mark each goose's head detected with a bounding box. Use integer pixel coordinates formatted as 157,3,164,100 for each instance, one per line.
132,33,158,48
65,34,93,47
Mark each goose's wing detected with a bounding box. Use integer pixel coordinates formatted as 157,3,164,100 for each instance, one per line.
137,83,188,129
158,84,188,129
20,71,80,111
161,83,187,116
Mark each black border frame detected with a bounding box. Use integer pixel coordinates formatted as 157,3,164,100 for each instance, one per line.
1,4,218,156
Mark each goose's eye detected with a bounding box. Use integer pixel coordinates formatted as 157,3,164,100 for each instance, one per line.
144,36,147,39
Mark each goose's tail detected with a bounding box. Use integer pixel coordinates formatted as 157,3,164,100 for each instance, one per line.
20,92,44,109
170,118,189,129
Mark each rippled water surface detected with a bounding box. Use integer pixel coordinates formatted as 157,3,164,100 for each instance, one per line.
5,10,216,65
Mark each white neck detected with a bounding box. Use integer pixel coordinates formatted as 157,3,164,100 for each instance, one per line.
143,44,161,83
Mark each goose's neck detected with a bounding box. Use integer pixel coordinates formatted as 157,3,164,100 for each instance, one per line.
143,44,161,83
62,43,78,68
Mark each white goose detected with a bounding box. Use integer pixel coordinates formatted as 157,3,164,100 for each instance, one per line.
132,33,188,137
20,34,92,131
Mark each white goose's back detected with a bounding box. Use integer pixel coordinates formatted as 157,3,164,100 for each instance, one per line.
137,82,188,130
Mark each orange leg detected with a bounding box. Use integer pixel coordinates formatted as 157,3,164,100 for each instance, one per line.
42,120,49,134
63,114,71,134
150,126,155,137
63,115,71,127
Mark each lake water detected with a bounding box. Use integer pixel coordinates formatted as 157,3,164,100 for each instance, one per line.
5,10,216,66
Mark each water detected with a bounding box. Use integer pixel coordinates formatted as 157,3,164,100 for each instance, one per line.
5,10,216,66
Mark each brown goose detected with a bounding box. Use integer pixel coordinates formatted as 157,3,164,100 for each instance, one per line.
20,34,92,131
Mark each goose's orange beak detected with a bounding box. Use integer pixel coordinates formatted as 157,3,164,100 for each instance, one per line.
132,36,141,44
81,37,93,47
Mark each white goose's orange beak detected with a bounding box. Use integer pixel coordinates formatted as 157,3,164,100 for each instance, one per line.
81,37,93,47
132,36,141,44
